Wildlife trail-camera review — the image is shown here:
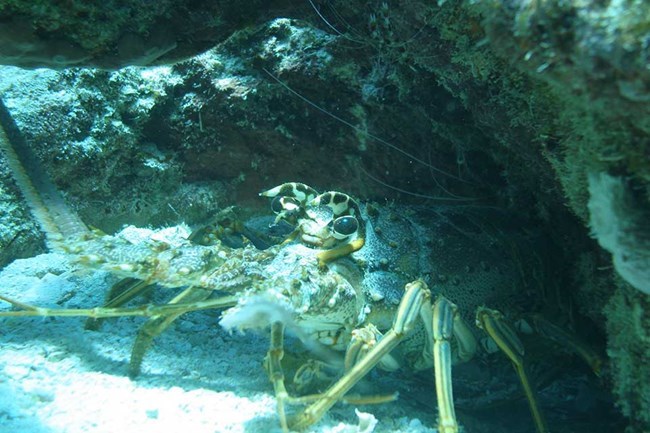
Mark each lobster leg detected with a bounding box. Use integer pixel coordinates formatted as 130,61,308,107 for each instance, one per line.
430,296,478,433
476,307,549,433
288,280,428,431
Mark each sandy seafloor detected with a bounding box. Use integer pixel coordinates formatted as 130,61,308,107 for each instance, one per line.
0,248,621,433
0,252,438,433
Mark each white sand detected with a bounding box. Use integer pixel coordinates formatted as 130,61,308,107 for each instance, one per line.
0,253,436,433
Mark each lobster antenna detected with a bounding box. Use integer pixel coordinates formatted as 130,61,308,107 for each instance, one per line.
359,166,479,202
262,67,474,185
0,96,88,251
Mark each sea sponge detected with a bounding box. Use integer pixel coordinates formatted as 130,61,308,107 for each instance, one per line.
588,172,650,294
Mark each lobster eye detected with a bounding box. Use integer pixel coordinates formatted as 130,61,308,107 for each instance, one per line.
271,196,300,214
270,196,285,213
332,216,358,237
